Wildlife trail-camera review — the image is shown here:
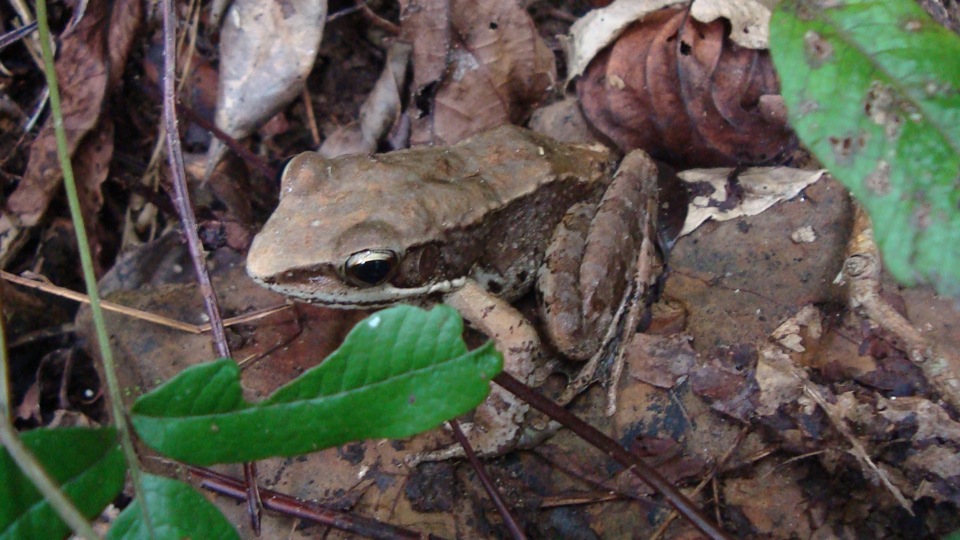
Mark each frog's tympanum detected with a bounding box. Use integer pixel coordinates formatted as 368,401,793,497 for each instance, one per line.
247,125,660,460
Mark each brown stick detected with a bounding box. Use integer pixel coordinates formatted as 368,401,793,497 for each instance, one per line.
159,0,261,531
494,372,730,540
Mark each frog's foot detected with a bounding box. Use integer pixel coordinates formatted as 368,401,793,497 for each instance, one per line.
409,385,530,465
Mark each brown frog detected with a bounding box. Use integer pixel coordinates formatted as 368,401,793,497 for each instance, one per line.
247,125,661,459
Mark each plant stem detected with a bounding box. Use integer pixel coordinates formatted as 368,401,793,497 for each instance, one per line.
34,0,154,536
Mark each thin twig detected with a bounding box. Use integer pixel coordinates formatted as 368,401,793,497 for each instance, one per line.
494,372,730,540
174,98,276,179
0,21,37,51
1,270,291,334
7,0,44,68
2,270,199,333
159,0,261,531
449,419,527,540
189,467,446,540
301,87,321,147
354,1,401,36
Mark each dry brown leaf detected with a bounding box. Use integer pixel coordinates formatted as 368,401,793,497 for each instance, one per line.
566,0,773,83
402,0,556,145
400,0,449,100
576,5,795,167
722,461,817,537
107,0,142,87
431,46,512,145
626,333,697,388
1,0,142,267
877,396,960,445
7,2,108,229
72,117,115,272
206,0,327,172
318,42,412,157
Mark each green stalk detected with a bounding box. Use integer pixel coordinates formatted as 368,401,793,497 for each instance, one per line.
33,1,155,536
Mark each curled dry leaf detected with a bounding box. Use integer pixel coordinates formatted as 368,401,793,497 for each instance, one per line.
401,0,556,145
565,0,686,83
1,0,142,267
206,0,327,173
566,0,773,82
576,5,796,167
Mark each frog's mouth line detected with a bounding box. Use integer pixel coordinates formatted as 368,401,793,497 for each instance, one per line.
251,276,467,308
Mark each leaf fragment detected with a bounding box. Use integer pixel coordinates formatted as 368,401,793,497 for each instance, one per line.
106,474,239,540
0,428,125,540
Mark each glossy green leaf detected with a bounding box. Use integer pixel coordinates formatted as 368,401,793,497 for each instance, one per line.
0,427,125,540
106,473,238,540
132,305,503,465
770,0,960,296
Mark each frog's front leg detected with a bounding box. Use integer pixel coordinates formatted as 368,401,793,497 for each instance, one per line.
413,279,540,463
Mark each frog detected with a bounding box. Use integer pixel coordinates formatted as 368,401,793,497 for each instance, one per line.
246,125,662,460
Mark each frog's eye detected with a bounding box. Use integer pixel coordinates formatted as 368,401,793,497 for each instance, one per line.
343,249,399,287
275,156,295,186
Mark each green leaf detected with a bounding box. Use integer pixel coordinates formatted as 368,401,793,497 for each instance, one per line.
132,305,503,465
770,0,960,296
0,427,125,540
106,474,239,540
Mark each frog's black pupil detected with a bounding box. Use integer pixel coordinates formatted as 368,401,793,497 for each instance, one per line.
352,259,393,285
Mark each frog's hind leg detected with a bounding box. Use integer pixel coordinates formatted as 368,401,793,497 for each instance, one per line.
560,229,661,415
543,150,662,414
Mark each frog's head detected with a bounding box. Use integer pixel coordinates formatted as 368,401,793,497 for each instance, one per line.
247,150,471,308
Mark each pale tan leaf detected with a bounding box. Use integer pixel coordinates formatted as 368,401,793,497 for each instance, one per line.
207,0,327,170
565,0,686,83
689,0,774,49
679,168,825,236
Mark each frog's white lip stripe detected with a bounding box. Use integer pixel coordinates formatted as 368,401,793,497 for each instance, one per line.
251,277,467,308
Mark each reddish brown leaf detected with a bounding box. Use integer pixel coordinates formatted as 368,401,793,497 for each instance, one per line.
577,6,795,167
431,46,511,145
